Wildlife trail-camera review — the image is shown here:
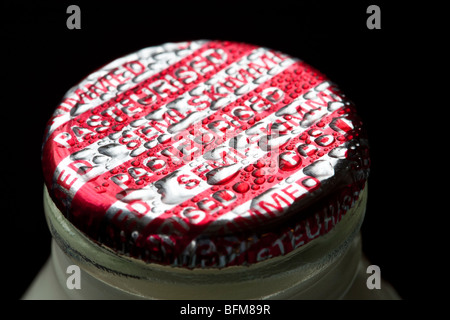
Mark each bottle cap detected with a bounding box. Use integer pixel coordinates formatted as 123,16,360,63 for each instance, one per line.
42,40,369,268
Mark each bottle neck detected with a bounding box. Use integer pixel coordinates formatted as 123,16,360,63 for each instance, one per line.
44,184,368,299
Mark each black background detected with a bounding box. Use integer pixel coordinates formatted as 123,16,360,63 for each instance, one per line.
3,0,433,301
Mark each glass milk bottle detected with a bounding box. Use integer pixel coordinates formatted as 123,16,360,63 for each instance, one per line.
23,39,400,300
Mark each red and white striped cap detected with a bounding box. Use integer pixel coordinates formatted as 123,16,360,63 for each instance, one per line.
42,40,369,268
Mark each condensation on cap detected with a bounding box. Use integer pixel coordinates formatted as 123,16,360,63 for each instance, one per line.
42,40,369,268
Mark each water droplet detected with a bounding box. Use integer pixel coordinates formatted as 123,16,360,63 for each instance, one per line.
258,134,291,152
302,178,318,188
98,143,129,159
130,146,146,157
180,207,206,225
113,124,125,131
144,139,158,149
254,160,265,168
203,145,231,161
297,144,317,157
232,107,254,121
279,151,302,171
229,135,251,150
154,171,200,205
315,134,335,147
275,120,294,133
116,186,156,202
127,141,139,149
308,129,323,137
245,121,266,135
128,167,148,179
303,160,334,179
198,199,221,213
130,118,147,128
194,132,215,145
210,97,230,111
208,120,231,133
303,91,317,100
131,160,140,166
300,108,327,128
167,111,203,134
264,88,285,103
330,117,354,134
146,158,166,172
327,101,344,112
206,163,242,185
110,173,130,186
145,108,166,121
252,168,266,177
93,155,108,164
87,115,101,126
244,164,254,172
95,126,109,133
233,181,250,193
314,81,331,92
329,146,348,159
157,133,172,144
285,177,294,184
115,115,126,123
109,132,121,140
254,177,266,185
70,148,95,161
212,189,236,205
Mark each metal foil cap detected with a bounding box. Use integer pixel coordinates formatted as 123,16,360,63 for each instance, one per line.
42,40,370,268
